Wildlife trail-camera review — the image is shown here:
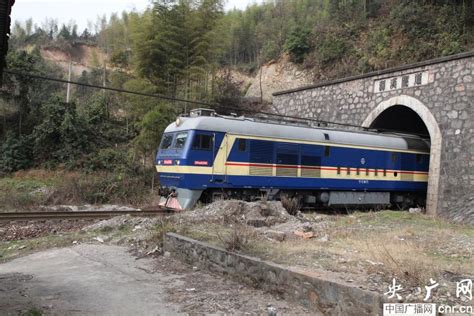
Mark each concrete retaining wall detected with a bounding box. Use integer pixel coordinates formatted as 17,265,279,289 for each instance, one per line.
164,232,384,315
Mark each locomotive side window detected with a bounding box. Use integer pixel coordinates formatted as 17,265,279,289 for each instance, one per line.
324,146,330,157
174,132,188,149
356,168,360,175
238,139,247,152
337,166,341,175
347,167,351,175
374,169,378,176
383,169,387,177
160,134,174,150
366,168,369,176
201,135,212,150
192,134,213,150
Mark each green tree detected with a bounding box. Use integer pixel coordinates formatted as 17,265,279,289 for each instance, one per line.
2,50,62,137
110,50,130,68
58,24,71,40
32,97,90,164
134,104,176,165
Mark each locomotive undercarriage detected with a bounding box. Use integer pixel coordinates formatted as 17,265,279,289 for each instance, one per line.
199,188,426,210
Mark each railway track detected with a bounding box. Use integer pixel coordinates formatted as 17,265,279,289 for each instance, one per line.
0,207,176,222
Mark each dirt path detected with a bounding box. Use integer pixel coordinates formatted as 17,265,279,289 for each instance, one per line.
0,244,310,315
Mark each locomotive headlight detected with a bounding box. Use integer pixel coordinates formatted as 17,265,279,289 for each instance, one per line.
175,117,182,126
176,160,181,165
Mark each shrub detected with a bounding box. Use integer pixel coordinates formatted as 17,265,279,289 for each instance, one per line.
317,34,347,64
83,147,136,174
285,26,311,63
0,134,32,172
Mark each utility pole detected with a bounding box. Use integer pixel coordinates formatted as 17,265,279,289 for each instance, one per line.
66,61,72,103
103,59,109,117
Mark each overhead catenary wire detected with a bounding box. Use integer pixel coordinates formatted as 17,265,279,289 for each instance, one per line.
4,69,430,138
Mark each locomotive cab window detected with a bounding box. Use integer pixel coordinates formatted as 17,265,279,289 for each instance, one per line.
160,134,174,150
174,132,188,149
238,139,247,152
192,134,213,150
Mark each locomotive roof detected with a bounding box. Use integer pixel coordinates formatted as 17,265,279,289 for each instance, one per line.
164,115,431,153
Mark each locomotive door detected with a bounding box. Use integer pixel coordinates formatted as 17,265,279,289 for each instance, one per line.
212,133,228,177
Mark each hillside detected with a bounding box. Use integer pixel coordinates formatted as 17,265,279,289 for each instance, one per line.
39,44,106,76
36,43,312,103
2,0,473,175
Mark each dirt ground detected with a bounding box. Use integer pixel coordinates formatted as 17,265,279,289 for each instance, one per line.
0,244,310,315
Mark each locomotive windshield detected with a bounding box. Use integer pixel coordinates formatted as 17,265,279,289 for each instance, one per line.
160,134,173,150
174,132,188,149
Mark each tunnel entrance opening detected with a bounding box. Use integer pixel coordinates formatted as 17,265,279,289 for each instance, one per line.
369,105,430,137
369,104,431,208
362,95,442,216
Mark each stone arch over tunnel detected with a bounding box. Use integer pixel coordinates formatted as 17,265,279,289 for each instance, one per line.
362,95,442,216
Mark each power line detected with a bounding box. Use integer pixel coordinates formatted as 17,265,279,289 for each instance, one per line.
4,69,215,107
4,69,429,138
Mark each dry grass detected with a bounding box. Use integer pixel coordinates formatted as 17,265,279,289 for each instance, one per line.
261,212,472,287
217,224,257,252
363,239,436,287
0,169,156,210
181,210,473,292
280,194,300,216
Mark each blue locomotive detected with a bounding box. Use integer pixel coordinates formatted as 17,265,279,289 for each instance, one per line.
156,109,430,210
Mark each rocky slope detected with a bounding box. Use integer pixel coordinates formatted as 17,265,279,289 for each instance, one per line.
244,55,313,103
39,44,314,103
40,44,107,76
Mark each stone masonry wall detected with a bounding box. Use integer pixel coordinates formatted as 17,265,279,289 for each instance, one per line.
164,233,384,316
272,53,473,224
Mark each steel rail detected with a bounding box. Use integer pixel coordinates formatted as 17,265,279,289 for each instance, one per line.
0,208,175,222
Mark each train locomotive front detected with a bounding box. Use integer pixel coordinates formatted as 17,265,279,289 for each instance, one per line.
155,109,430,210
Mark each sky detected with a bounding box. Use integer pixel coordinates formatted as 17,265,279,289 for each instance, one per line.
12,0,263,32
